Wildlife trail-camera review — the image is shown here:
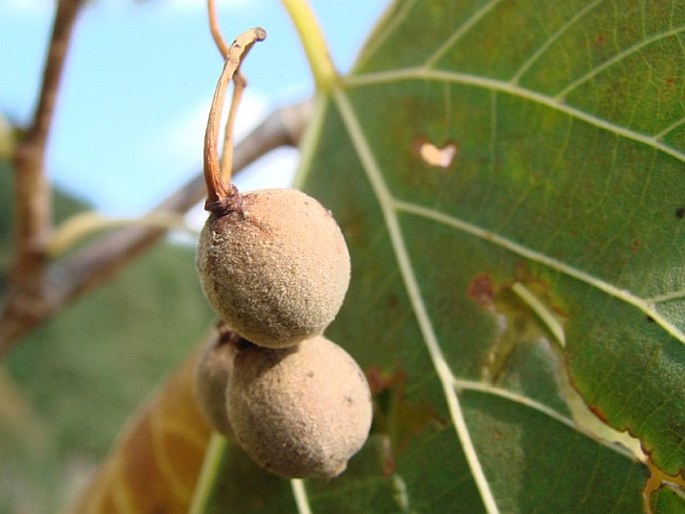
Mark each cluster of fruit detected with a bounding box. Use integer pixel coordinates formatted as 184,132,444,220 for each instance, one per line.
194,187,372,479
191,27,371,479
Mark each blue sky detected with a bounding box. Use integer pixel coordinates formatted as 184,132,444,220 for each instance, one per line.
0,0,388,218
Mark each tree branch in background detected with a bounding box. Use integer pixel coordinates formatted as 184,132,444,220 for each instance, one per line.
7,0,84,332
0,99,313,358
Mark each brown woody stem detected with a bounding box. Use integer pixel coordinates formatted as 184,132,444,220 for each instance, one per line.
12,0,83,278
0,100,313,359
5,0,83,350
203,57,234,207
206,0,248,188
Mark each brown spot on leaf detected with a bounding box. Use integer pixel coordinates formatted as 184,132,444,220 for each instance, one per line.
588,404,609,423
468,274,496,308
366,366,407,396
366,366,444,474
595,34,606,44
675,207,685,219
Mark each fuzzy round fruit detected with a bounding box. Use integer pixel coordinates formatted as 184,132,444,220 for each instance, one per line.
226,336,372,478
196,188,351,348
192,330,238,438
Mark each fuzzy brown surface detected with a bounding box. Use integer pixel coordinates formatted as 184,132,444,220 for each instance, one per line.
196,188,351,348
192,330,237,439
226,336,372,478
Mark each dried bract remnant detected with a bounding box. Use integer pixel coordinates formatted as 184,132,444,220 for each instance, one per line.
226,336,372,478
196,188,351,348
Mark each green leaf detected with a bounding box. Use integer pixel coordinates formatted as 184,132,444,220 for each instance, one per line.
196,440,300,514
202,0,685,511
650,484,685,513
298,0,683,511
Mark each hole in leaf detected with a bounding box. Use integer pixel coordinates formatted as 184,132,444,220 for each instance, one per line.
418,141,458,168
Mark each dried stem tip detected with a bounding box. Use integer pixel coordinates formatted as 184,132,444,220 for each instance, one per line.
203,27,266,214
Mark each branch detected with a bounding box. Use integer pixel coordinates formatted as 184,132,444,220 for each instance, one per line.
0,100,313,358
12,0,84,277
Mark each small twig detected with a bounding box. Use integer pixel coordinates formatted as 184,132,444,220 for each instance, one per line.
47,211,196,258
0,100,313,359
206,0,253,186
220,70,247,182
202,57,236,206
207,0,230,58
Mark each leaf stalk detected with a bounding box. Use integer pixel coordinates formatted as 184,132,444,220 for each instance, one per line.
280,0,338,93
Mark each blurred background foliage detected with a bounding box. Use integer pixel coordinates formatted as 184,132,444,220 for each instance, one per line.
0,157,215,513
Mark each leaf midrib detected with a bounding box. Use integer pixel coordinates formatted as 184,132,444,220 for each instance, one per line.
331,85,651,514
333,89,501,514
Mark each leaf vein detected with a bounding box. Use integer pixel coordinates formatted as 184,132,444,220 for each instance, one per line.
655,115,685,140
453,378,639,460
646,289,685,305
333,88,501,514
556,24,685,99
392,200,685,347
454,378,575,427
354,0,420,71
291,479,313,514
344,67,685,163
510,0,605,84
424,0,504,69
